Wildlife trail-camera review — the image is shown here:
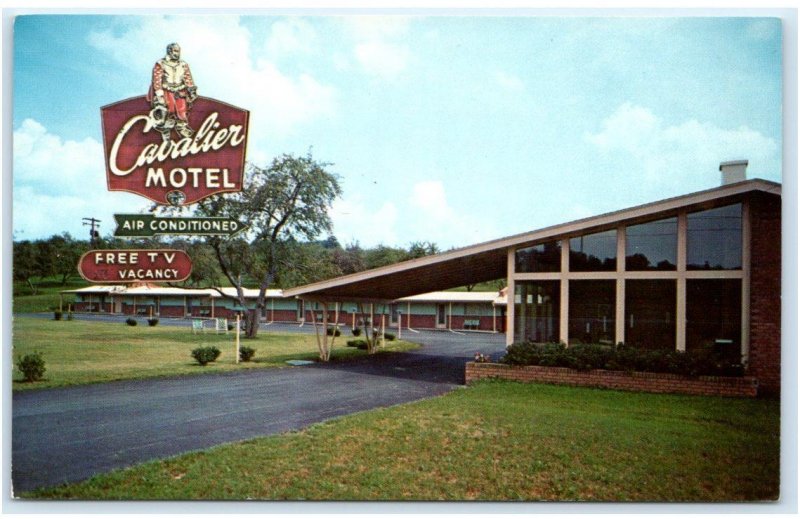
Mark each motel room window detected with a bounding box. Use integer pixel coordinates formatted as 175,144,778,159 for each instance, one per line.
568,280,615,345
625,217,677,271
625,280,676,350
687,203,742,270
569,229,617,272
515,241,561,272
513,281,560,344
686,279,742,360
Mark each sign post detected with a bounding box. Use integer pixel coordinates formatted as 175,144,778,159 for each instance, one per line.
235,314,241,364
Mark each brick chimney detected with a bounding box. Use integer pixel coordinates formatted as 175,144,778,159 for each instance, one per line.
719,159,748,185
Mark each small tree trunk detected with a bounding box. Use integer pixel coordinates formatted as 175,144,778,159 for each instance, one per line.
245,308,259,338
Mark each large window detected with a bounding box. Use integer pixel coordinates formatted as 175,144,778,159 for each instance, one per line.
568,280,615,344
687,204,742,270
570,230,617,271
686,279,742,359
514,281,560,343
515,241,561,272
625,280,676,350
626,217,677,271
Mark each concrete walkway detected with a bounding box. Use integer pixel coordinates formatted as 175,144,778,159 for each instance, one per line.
12,316,506,493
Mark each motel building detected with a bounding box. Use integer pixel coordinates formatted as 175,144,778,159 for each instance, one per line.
64,162,781,394
283,163,781,395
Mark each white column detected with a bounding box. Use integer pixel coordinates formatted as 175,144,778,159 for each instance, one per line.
676,212,688,352
616,225,626,345
741,200,751,363
506,248,516,346
559,239,569,345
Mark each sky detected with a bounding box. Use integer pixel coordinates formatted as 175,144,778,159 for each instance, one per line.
11,14,783,249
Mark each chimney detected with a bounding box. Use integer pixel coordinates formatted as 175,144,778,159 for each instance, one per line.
719,160,748,185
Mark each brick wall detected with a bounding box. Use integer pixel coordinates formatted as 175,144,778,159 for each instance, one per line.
748,192,781,395
465,362,759,398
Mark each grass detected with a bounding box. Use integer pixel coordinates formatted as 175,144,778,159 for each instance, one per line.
11,317,418,390
25,380,780,501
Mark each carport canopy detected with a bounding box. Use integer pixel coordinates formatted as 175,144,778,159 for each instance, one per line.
282,242,509,303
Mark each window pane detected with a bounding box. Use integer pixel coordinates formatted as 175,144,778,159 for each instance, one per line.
625,280,676,350
514,281,560,343
515,241,561,272
626,217,677,271
687,204,742,270
570,230,617,271
686,279,742,359
568,280,615,345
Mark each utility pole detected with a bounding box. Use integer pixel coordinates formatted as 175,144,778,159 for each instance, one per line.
82,217,101,247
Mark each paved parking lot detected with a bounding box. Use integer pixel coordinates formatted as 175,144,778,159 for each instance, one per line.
12,313,506,492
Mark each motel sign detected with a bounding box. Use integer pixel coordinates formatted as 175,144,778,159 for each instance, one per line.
78,249,192,283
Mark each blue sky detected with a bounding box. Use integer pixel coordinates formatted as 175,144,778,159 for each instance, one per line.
12,14,783,249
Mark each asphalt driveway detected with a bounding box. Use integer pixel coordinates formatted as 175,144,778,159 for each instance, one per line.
12,317,506,493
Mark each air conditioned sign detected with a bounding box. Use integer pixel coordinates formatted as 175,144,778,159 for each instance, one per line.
102,97,249,206
78,250,192,283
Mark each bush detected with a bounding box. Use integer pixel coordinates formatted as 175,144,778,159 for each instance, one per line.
502,341,744,377
346,339,368,350
192,346,222,366
17,352,46,382
126,318,138,326
227,323,235,331
53,311,62,321
239,346,256,362
351,327,361,337
326,326,341,337
66,312,74,321
147,318,159,327
383,332,396,341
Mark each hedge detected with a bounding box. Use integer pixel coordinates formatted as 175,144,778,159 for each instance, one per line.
502,342,745,377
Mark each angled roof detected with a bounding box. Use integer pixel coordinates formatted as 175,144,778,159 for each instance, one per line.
283,179,780,302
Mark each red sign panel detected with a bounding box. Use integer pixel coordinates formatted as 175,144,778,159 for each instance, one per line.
101,96,249,206
78,249,192,283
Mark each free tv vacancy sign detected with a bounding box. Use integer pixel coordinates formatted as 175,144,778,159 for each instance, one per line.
78,250,192,283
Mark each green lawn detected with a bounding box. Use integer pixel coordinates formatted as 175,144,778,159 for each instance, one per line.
12,277,86,314
26,380,780,501
11,317,418,390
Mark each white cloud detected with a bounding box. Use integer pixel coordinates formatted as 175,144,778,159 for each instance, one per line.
265,17,318,57
494,71,525,92
329,195,399,248
87,16,336,138
585,103,780,191
13,120,145,240
342,16,412,81
406,180,496,249
354,41,411,81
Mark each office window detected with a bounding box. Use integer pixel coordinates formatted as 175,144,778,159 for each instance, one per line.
516,241,561,272
626,217,677,271
514,281,560,343
686,279,742,360
568,280,615,345
570,230,617,271
625,280,676,350
687,204,742,270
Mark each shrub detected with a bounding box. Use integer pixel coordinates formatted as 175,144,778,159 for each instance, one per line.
17,352,46,382
227,323,235,331
346,339,368,350
66,312,74,321
384,332,396,341
126,318,138,326
326,326,341,337
53,311,62,321
192,346,222,366
239,346,256,362
502,341,745,377
147,318,159,327
351,327,362,337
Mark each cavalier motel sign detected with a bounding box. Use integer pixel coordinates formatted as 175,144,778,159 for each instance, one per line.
78,42,255,283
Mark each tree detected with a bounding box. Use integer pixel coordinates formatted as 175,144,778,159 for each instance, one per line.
188,152,342,339
13,240,39,295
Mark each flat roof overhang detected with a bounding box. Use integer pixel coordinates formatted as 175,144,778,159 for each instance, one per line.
283,179,781,303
